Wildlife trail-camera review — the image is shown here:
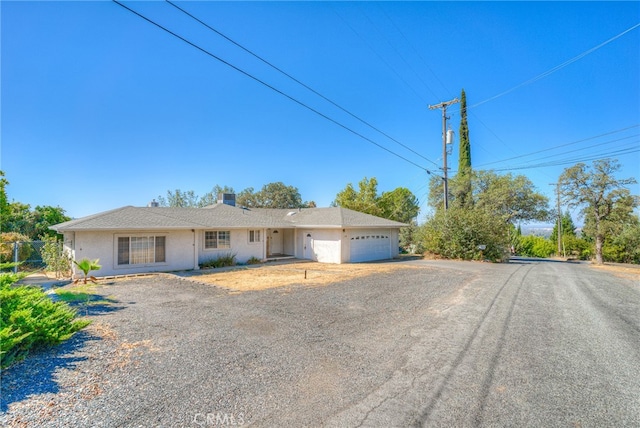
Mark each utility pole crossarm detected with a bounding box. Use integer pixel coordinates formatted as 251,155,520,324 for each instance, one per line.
428,98,460,111
428,98,460,210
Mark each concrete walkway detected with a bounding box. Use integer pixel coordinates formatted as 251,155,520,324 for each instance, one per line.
15,272,71,289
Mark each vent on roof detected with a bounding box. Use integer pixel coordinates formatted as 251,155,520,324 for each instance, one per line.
287,211,297,216
147,199,159,207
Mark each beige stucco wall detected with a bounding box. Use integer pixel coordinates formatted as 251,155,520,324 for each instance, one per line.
198,228,265,265
67,230,197,277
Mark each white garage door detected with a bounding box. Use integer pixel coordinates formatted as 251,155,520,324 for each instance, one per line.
350,231,391,262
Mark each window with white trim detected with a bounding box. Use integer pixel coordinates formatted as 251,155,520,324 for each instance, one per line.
249,230,261,243
117,236,166,265
205,230,231,249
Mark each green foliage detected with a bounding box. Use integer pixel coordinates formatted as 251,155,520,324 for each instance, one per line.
0,270,26,286
335,177,419,222
1,171,71,240
41,235,72,278
250,182,305,208
246,256,263,265
0,232,33,264
603,222,640,264
334,177,383,217
55,290,93,303
400,220,423,254
201,253,237,269
473,171,550,224
157,182,314,209
559,158,637,264
549,210,577,243
0,275,90,368
428,171,550,225
0,171,9,223
420,206,509,262
379,187,420,223
561,234,592,260
29,205,71,239
456,89,473,209
516,235,556,258
73,258,101,284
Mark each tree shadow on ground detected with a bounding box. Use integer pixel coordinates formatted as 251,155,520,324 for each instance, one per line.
0,329,100,412
62,293,124,317
508,256,582,264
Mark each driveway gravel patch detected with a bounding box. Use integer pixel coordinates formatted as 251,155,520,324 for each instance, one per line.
2,259,638,427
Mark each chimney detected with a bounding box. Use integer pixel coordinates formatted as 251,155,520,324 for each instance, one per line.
147,199,159,207
218,193,236,207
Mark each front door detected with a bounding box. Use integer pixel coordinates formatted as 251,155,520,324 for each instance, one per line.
268,229,283,256
304,232,314,260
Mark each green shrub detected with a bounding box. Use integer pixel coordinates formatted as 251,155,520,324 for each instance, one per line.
603,223,640,264
40,235,72,278
562,235,592,260
517,235,555,258
0,274,90,368
246,256,262,265
200,253,237,269
420,207,510,262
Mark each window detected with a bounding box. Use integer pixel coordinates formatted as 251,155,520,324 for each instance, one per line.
117,236,166,265
205,231,231,249
249,230,261,243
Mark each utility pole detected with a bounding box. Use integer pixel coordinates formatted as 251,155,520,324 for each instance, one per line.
429,98,459,210
550,182,563,256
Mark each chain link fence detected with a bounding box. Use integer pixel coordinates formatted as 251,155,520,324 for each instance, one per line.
0,241,46,272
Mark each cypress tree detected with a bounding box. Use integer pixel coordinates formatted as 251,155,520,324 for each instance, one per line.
457,89,472,207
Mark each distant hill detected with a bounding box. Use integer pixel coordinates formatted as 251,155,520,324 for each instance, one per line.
521,224,583,238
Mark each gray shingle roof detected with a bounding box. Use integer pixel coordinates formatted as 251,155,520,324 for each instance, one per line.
51,205,406,232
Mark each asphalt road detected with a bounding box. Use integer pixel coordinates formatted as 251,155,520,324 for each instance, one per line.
2,259,639,427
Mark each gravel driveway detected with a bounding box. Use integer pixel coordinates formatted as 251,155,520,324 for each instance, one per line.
2,259,639,427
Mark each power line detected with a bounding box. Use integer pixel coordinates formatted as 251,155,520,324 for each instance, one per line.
165,0,439,168
360,4,440,102
376,3,451,100
490,144,640,172
331,5,429,107
476,125,640,168
112,0,441,176
468,22,640,109
499,135,638,166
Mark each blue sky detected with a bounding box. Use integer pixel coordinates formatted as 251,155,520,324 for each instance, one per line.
2,1,639,222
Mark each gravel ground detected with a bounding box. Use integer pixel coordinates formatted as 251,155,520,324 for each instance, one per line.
1,259,638,427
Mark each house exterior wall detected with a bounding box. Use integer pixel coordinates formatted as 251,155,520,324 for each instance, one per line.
61,225,402,277
199,228,265,265
283,229,295,255
390,229,400,258
67,230,197,277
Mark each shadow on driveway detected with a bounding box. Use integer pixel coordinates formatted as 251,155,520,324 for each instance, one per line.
0,329,101,412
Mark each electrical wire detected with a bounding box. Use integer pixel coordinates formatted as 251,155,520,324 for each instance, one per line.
490,144,639,172
112,0,442,176
165,0,440,169
359,4,440,102
376,3,451,100
469,22,640,110
331,5,429,107
476,125,640,168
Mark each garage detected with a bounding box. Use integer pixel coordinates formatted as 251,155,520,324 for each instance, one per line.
349,230,391,262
